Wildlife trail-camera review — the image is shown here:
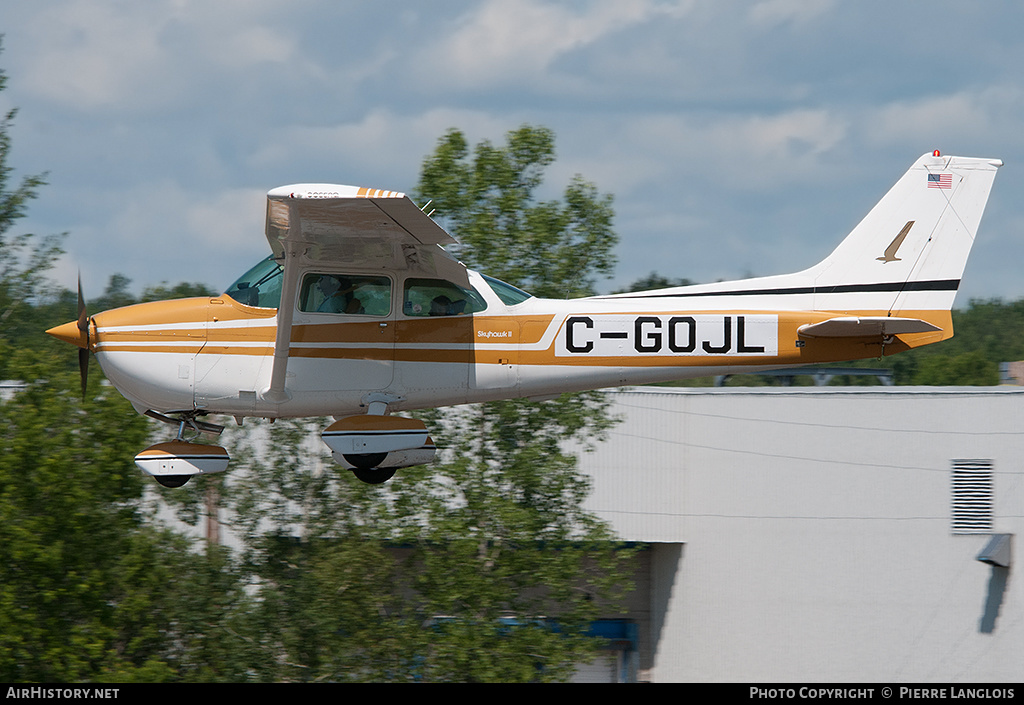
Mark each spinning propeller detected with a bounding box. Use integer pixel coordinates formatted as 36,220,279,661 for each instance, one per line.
45,275,94,399
77,274,90,399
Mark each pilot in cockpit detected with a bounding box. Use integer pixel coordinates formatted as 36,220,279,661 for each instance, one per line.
317,275,362,314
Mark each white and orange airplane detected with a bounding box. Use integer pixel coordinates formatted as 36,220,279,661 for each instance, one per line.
48,151,1002,487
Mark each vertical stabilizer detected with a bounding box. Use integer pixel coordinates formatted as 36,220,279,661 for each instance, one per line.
807,152,1002,313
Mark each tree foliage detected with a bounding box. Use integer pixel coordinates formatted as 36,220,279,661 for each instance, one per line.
417,126,616,298
392,125,632,680
2,81,637,677
615,271,696,294
0,48,63,373
202,125,635,682
0,54,251,683
0,342,264,681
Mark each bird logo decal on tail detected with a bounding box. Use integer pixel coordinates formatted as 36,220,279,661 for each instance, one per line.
877,220,915,263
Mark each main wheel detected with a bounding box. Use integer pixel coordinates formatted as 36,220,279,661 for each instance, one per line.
343,452,388,470
154,475,191,488
352,467,397,484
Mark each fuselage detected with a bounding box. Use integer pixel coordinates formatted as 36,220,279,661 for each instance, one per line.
49,266,950,421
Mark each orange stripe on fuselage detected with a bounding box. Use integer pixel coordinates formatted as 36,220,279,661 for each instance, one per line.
91,299,951,370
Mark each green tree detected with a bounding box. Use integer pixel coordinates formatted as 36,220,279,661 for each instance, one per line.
911,349,998,386
417,125,616,298
389,125,632,681
217,418,423,682
0,345,258,681
614,271,696,293
0,43,64,372
140,281,217,303
215,125,635,682
0,53,249,682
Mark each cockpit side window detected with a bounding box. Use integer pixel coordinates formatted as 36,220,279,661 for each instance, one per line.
299,274,392,316
224,256,284,309
403,278,487,317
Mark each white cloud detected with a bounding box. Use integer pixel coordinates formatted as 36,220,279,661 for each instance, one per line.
417,0,694,86
57,180,268,297
859,87,1024,155
182,187,267,250
203,24,296,70
21,1,168,109
247,107,528,188
17,0,301,111
596,109,848,196
6,2,1024,300
748,0,836,29
714,109,848,161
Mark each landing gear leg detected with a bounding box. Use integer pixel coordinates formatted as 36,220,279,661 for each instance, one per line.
148,417,206,488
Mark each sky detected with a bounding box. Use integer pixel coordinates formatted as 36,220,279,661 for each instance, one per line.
2,0,1023,304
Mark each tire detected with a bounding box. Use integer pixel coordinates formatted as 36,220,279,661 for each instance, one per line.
343,452,388,470
351,467,397,484
154,475,191,488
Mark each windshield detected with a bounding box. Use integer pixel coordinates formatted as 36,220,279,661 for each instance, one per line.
224,256,284,309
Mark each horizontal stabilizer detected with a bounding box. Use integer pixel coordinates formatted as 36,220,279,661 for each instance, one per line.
798,316,941,339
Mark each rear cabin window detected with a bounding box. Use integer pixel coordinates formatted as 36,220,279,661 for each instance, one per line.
299,274,392,316
481,274,533,306
403,278,487,317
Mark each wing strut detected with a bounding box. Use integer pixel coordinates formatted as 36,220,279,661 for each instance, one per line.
264,200,302,404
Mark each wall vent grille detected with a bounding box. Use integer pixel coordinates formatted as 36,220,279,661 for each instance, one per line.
951,460,993,534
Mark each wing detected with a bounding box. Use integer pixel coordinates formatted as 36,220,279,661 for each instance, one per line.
266,184,454,247
262,183,463,403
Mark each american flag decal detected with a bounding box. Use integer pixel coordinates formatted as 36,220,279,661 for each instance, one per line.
928,173,952,189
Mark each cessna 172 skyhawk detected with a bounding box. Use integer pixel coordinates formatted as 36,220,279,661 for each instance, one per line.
47,151,1002,487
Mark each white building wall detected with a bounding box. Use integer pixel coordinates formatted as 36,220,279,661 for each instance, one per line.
580,387,1024,683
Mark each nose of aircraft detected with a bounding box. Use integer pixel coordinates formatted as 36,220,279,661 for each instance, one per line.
47,320,90,349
